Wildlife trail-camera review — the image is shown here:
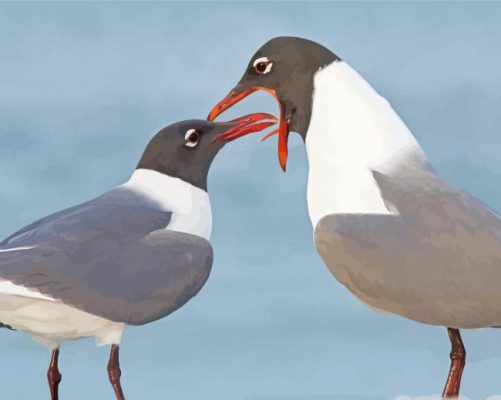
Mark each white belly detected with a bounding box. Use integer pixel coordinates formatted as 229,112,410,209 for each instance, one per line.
0,281,125,349
0,281,126,348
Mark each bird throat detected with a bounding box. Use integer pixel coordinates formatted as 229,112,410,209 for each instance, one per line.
305,61,421,228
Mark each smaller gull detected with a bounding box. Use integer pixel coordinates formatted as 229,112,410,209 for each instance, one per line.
0,114,276,399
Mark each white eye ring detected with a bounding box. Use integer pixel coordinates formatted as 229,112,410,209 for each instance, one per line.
253,56,273,74
184,129,200,148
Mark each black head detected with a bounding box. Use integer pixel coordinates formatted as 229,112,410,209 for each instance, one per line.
137,114,276,191
208,36,339,171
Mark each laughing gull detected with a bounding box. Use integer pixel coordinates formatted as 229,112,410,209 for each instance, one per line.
208,36,501,398
0,114,276,400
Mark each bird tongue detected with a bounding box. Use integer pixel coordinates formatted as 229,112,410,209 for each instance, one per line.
208,86,289,171
212,113,277,142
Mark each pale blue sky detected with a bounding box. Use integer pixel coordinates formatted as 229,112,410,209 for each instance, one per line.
1,2,501,399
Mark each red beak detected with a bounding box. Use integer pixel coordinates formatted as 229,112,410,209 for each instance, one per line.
208,86,290,171
213,113,277,143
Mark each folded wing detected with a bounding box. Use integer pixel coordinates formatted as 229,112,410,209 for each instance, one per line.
0,189,213,325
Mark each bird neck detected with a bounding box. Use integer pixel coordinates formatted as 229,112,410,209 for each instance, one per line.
121,169,212,240
305,61,423,228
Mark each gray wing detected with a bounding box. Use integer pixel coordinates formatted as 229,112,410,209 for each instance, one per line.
0,188,213,326
0,187,172,248
314,162,501,327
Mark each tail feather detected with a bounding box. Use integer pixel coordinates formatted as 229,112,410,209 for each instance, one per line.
0,322,15,330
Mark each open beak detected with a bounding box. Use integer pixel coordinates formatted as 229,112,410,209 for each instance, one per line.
213,113,277,143
208,87,290,171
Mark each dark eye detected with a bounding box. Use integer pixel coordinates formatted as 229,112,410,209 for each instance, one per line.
184,129,200,148
255,62,267,73
252,57,273,75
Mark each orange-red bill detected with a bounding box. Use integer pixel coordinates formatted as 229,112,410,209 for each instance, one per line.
207,88,257,122
212,113,277,143
260,129,279,143
207,86,290,171
277,116,289,171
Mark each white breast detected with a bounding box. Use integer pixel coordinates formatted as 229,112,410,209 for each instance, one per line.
305,61,422,228
122,168,213,240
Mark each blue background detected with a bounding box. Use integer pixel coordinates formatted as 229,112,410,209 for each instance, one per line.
1,2,501,399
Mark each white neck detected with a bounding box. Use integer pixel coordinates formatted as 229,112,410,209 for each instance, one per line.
305,61,424,228
121,169,212,240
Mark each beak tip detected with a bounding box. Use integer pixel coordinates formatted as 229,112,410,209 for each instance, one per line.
207,111,216,122
278,146,288,173
279,156,287,172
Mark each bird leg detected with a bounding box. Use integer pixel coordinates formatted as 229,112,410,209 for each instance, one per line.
442,328,466,399
47,348,62,400
108,344,125,400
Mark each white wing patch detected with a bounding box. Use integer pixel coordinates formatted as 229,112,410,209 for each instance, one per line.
0,280,55,301
0,246,37,253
